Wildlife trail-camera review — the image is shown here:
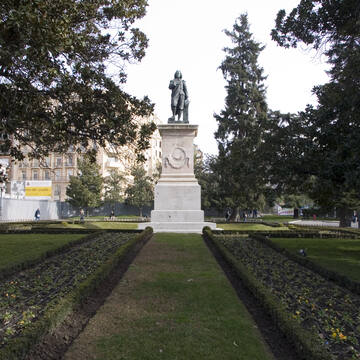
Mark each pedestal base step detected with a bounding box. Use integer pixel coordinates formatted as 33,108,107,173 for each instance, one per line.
138,221,217,233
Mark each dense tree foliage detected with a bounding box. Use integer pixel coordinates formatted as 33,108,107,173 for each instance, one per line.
271,0,360,226
213,14,268,217
194,154,220,211
0,0,155,160
66,156,103,213
125,165,153,217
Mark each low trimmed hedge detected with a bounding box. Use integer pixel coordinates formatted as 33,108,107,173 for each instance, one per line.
0,227,153,360
213,229,294,236
213,220,284,227
0,228,143,234
203,228,333,360
252,233,360,296
0,228,96,235
0,221,62,232
214,228,357,239
288,224,360,237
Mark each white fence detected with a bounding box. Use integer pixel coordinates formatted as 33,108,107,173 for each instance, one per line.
0,198,60,221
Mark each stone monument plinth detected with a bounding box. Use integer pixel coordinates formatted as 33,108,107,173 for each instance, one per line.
138,124,217,233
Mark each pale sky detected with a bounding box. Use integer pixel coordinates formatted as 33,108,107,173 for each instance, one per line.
123,0,330,155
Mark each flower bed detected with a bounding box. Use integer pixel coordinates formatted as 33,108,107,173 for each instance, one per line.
0,232,100,281
252,234,360,295
206,230,360,360
0,231,145,351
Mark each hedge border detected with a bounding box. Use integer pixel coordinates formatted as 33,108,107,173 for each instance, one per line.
288,224,360,237
0,227,153,360
0,219,147,233
211,219,283,227
252,233,360,296
203,228,334,360
0,228,143,234
0,224,143,234
213,228,357,239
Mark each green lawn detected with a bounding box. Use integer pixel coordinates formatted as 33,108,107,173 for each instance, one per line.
260,215,293,223
0,233,85,271
65,233,275,360
87,221,138,230
271,237,360,282
97,233,274,359
218,223,288,231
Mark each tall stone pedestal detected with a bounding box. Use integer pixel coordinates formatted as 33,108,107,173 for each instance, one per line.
138,124,217,233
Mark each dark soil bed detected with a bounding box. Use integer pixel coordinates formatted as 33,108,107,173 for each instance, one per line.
0,231,151,360
203,235,302,360
212,234,360,360
24,233,151,360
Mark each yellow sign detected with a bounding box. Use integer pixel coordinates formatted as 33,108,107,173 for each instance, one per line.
25,186,52,197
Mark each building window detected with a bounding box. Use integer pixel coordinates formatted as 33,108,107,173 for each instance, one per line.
33,170,38,180
19,160,28,168
67,169,73,179
56,157,62,167
108,156,119,163
66,154,73,166
43,156,51,167
21,171,26,180
55,169,61,180
44,170,51,180
33,159,39,168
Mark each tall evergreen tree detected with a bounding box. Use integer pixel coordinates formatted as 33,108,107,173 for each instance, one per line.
66,156,103,214
214,14,268,217
271,0,360,226
104,169,125,205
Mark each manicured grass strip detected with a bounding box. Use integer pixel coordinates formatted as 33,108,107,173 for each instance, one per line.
65,233,275,360
218,223,288,231
83,221,138,230
0,234,85,271
260,215,293,223
271,237,360,282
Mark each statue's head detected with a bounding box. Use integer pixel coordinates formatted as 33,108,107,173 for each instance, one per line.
174,70,182,79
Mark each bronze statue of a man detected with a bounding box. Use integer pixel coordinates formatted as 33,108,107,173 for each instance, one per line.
168,70,189,123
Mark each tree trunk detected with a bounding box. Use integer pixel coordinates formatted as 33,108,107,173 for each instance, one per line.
293,208,299,219
338,206,352,227
139,207,143,217
230,207,239,221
